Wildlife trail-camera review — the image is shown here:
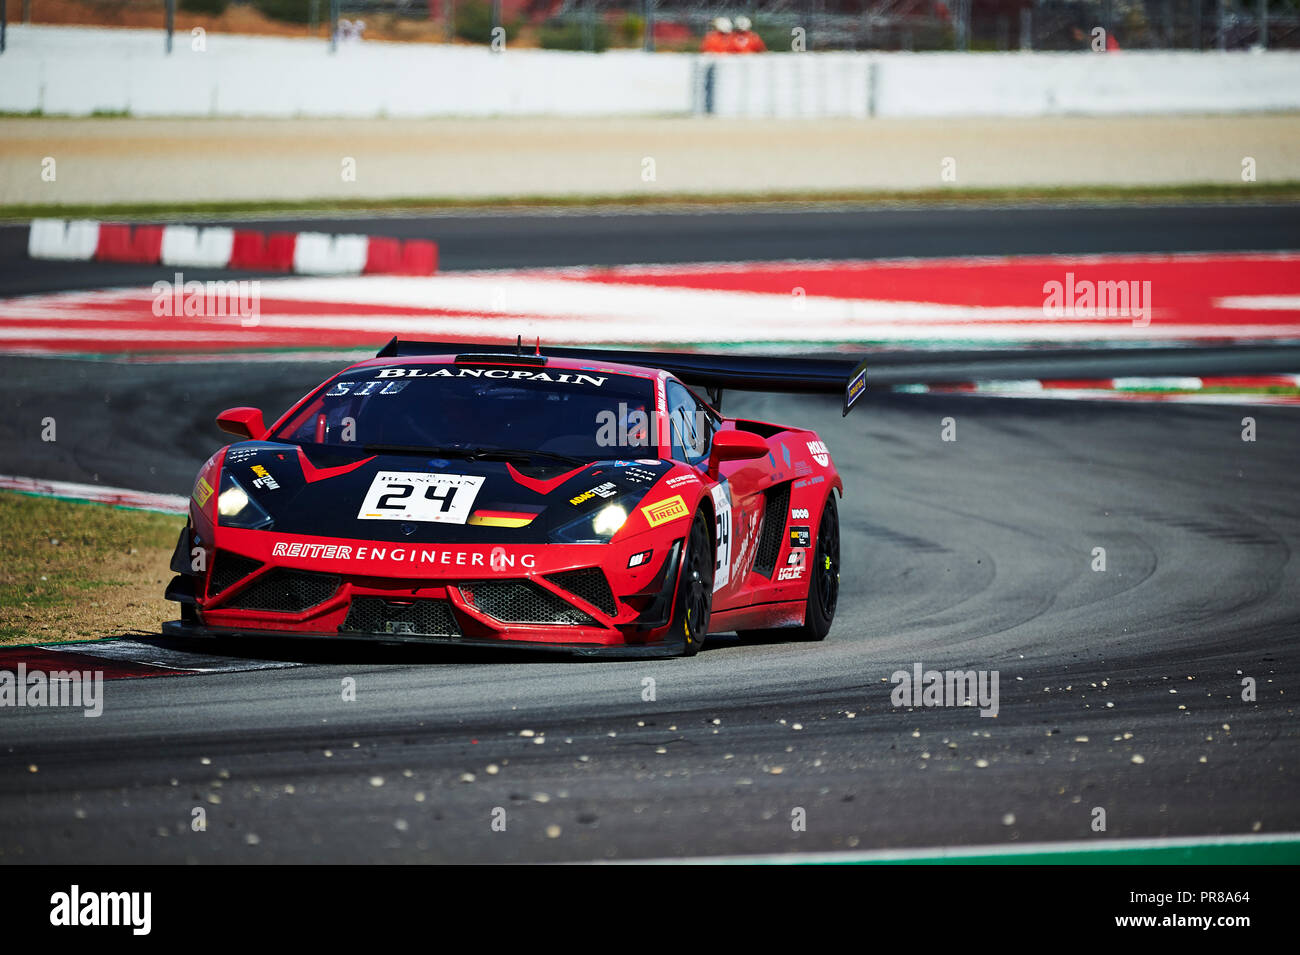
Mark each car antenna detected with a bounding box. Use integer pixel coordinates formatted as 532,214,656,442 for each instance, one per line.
535,336,541,356
515,334,522,357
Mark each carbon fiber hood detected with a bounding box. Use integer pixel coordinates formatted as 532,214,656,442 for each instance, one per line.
217,442,673,544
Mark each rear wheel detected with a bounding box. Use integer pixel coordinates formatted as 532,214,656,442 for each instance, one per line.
794,493,840,641
737,492,839,643
670,510,714,656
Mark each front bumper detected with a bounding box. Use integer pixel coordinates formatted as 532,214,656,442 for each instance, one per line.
166,528,686,656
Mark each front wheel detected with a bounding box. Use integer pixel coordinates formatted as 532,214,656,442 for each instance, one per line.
670,510,714,656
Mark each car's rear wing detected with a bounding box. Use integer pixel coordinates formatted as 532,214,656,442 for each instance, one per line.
375,337,869,416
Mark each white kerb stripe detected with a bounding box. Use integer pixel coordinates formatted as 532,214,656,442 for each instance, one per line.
160,225,236,268
28,219,100,261
293,233,370,276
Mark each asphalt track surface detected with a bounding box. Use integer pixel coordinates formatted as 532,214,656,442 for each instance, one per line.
0,204,1298,863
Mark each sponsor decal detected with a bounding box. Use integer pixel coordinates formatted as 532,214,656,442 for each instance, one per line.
270,540,536,568
791,507,810,520
640,494,689,528
325,379,408,397
780,443,792,468
192,476,214,507
620,466,660,484
250,464,279,490
789,526,811,549
358,471,484,524
569,482,618,506
846,367,867,409
777,565,804,581
793,475,825,489
731,507,760,581
710,482,732,592
665,473,697,489
636,459,662,466
654,376,670,448
224,446,260,464
786,549,804,567
374,367,608,386
807,440,830,468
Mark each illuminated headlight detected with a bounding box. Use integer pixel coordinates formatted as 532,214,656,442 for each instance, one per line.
217,472,274,530
549,494,640,544
218,484,248,517
593,504,627,536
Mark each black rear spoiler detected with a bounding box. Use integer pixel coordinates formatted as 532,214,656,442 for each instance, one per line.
375,337,869,416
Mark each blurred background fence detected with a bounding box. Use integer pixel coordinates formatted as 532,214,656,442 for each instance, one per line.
2,0,1298,51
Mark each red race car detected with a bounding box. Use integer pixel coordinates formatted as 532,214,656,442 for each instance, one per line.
163,339,867,657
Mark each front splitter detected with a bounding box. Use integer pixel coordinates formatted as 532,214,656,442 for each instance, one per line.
161,619,684,659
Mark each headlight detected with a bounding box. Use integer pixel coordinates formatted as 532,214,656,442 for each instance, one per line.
549,494,638,543
217,471,274,530
592,504,627,536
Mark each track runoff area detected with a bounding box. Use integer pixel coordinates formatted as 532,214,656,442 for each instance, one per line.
4,252,1300,377
1,227,1297,901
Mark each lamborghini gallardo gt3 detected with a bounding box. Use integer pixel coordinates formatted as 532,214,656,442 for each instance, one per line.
163,339,867,657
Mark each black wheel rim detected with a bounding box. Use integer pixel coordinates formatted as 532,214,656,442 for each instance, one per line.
816,502,839,617
684,519,712,640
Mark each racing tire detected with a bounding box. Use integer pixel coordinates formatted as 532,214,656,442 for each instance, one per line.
671,510,715,656
792,492,840,641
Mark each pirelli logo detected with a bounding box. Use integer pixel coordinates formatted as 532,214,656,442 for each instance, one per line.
641,495,689,527
192,476,214,507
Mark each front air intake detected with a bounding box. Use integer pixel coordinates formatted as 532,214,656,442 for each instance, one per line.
545,568,617,617
221,569,340,613
460,581,595,626
208,552,263,597
340,598,462,639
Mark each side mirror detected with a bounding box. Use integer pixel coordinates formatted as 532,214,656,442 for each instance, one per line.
706,429,769,477
217,407,266,441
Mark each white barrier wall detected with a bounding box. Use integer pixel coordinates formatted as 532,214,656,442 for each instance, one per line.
863,51,1300,118
2,25,1299,119
0,25,694,117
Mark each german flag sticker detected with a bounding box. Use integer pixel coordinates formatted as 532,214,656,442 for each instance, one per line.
640,495,689,527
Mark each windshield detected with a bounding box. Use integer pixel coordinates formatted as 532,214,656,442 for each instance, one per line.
272,363,658,460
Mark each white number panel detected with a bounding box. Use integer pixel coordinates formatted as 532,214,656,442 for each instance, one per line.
357,471,484,524
710,483,732,593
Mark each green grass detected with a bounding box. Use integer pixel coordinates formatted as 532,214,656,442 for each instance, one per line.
0,491,183,645
3,182,1299,222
